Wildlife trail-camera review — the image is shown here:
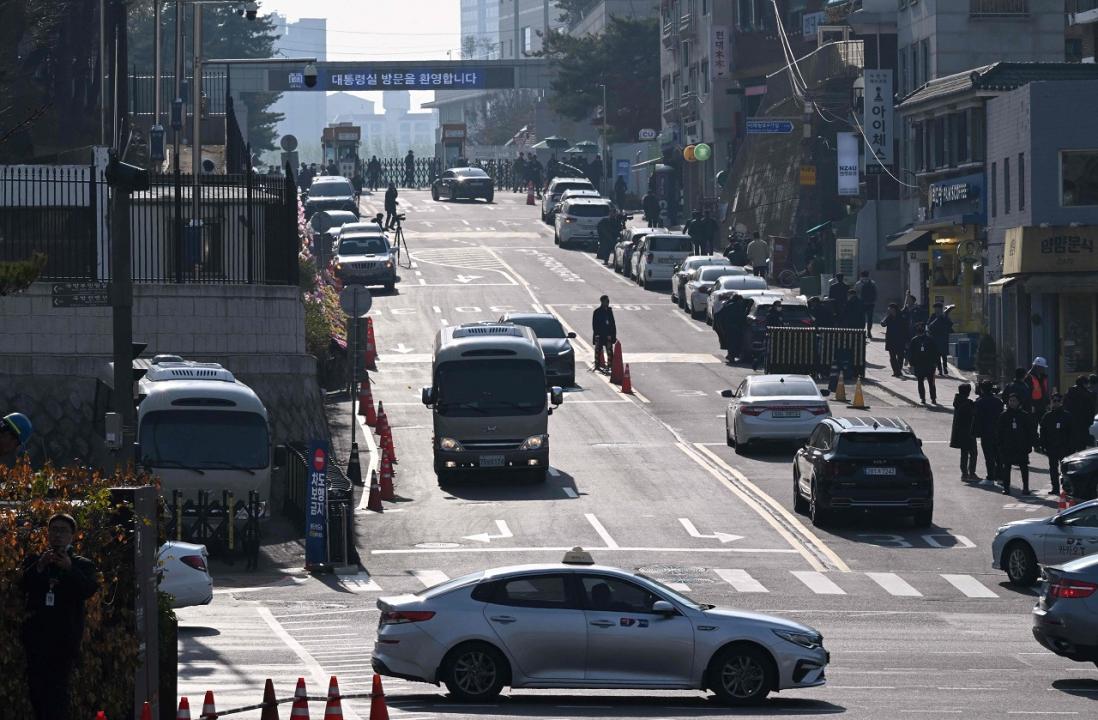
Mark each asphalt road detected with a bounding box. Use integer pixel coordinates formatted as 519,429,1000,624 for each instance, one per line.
177,189,1096,720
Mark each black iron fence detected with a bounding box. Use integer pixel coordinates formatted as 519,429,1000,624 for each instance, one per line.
0,163,299,285
355,157,561,191
283,443,357,566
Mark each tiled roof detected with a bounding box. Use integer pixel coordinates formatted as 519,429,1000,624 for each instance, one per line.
898,62,1098,109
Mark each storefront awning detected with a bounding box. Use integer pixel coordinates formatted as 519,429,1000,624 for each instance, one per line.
1022,272,1098,294
987,276,1017,294
886,229,932,251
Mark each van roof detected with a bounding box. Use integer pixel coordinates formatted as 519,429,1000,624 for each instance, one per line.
435,323,543,363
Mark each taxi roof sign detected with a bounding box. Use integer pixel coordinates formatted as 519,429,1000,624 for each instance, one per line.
562,547,594,565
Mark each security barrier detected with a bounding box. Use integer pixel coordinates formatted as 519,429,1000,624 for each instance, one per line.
284,443,357,566
164,490,263,560
766,326,866,378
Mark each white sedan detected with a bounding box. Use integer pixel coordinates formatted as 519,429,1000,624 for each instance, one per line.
671,256,730,305
721,375,831,454
685,266,750,318
158,541,213,608
992,499,1098,585
706,277,770,323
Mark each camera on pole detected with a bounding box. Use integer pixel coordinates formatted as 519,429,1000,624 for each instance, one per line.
242,1,258,20
303,62,319,88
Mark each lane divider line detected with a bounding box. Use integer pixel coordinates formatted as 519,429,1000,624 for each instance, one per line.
584,513,620,549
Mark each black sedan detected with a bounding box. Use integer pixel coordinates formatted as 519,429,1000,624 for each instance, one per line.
431,167,495,202
499,312,576,387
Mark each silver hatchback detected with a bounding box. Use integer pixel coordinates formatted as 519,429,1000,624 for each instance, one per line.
373,549,828,705
1032,553,1098,667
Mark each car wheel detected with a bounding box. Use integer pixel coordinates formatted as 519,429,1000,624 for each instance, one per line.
1004,541,1039,585
709,644,775,706
913,509,933,528
809,481,830,527
441,642,508,702
793,474,809,514
431,186,440,201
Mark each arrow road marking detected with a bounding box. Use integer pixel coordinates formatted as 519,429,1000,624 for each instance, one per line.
455,274,483,283
463,520,513,543
678,518,744,544
391,343,414,354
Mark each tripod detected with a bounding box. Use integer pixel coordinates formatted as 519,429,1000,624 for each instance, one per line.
391,216,411,268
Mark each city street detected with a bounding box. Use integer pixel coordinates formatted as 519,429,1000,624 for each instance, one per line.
179,190,1096,719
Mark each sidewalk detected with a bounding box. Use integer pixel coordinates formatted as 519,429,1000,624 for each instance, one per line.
862,336,978,408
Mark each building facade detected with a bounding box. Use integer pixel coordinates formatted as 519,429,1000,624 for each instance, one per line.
269,15,328,162
461,0,501,59
498,0,566,59
328,91,438,159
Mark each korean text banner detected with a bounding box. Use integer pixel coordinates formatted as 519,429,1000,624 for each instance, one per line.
283,68,488,91
305,440,329,568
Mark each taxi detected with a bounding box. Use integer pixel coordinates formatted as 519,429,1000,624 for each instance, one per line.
992,499,1098,585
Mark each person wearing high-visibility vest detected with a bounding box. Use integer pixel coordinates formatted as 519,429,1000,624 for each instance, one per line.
1025,357,1051,421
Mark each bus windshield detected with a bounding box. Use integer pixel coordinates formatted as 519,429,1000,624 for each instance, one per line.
140,410,270,469
435,359,546,417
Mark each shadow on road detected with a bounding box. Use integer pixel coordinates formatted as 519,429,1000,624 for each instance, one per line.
441,468,581,502
1050,678,1098,700
386,692,845,716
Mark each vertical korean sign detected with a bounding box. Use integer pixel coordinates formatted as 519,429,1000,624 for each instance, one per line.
711,26,729,80
305,441,328,568
837,132,860,197
863,69,894,168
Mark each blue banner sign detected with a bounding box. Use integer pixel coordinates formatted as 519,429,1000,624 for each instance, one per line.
286,68,487,91
305,441,328,569
746,119,795,134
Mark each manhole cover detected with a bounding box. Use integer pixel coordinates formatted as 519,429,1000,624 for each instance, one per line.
415,542,461,549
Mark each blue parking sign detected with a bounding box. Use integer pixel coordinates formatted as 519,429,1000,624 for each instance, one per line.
305,440,329,568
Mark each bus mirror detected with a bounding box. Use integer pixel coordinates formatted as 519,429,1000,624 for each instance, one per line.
550,387,564,406
421,386,435,406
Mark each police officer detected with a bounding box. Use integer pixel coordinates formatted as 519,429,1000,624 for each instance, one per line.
1065,375,1096,452
1,412,32,467
591,295,616,370
384,182,399,231
906,322,939,405
974,381,1004,483
1039,393,1074,495
997,394,1036,495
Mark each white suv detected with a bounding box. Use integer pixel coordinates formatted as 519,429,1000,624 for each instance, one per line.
555,198,613,248
542,177,595,223
634,233,692,288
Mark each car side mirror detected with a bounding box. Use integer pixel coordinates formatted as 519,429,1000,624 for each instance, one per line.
550,387,564,406
567,332,576,339
820,389,830,397
421,386,435,407
652,600,677,616
273,445,287,467
916,438,923,447
720,389,734,398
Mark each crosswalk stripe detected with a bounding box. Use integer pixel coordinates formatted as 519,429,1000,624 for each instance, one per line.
338,572,383,593
791,570,847,595
866,572,923,597
411,569,450,588
665,582,691,592
714,568,768,593
941,574,999,598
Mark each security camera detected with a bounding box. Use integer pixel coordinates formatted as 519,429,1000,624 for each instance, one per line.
303,62,318,88
243,1,258,20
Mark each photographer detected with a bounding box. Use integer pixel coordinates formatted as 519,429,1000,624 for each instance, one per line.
384,182,399,231
22,513,99,720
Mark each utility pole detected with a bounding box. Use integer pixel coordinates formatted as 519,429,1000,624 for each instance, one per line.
513,0,520,59
154,0,162,125
192,2,203,222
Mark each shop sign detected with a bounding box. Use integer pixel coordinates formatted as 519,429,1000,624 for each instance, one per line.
837,132,859,196
929,173,985,222
863,70,893,167
799,165,817,186
711,26,729,79
280,67,489,91
803,11,826,37
1003,225,1098,275
442,124,467,140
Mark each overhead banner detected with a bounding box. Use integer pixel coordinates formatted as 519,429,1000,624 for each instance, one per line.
305,441,329,569
267,65,516,92
711,26,729,80
863,69,894,167
837,132,860,197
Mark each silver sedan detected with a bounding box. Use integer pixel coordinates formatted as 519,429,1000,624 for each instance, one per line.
992,499,1098,585
373,550,829,705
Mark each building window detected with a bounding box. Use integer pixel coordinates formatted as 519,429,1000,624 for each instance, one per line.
912,120,924,172
1004,157,1011,214
701,59,710,94
702,0,708,14
933,116,946,169
522,26,532,55
971,110,985,161
913,43,921,89
954,111,969,163
1061,150,1098,207
991,161,997,218
1019,152,1025,211
681,40,690,70
737,0,768,30
898,47,907,96
921,38,930,83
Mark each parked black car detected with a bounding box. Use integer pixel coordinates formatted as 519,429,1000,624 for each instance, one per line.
304,176,359,219
1060,447,1098,507
498,312,577,387
431,167,495,202
794,417,933,527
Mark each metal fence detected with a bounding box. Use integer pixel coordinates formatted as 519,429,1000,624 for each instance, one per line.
766,326,867,378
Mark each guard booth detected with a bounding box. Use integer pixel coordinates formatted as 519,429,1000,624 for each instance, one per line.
441,124,467,167
322,122,362,178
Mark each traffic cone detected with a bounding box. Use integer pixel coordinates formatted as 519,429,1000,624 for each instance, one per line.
1059,490,1070,511
375,402,387,435
177,698,192,720
358,377,377,426
324,676,344,720
367,470,384,512
621,364,634,395
140,701,152,720
294,677,308,700
201,690,218,719
595,342,606,371
526,181,535,206
95,712,108,720
291,677,309,720
382,420,397,464
369,674,389,720
833,374,847,403
364,318,378,371
379,448,396,501
610,340,624,385
260,678,280,720
847,377,869,410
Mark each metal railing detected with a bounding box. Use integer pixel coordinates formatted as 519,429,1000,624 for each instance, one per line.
766,326,867,378
970,0,1029,15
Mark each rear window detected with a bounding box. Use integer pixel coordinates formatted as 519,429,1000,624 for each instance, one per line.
750,380,819,397
719,276,768,290
455,168,488,177
649,236,692,252
555,181,593,195
699,267,735,281
309,180,353,197
568,204,611,218
837,433,920,457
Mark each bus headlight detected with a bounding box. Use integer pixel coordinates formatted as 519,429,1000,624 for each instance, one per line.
439,437,464,451
520,435,547,451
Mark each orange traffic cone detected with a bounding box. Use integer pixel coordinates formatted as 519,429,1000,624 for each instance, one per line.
1059,490,1070,511
621,364,634,395
364,318,378,371
369,674,389,720
260,678,280,720
595,342,606,371
367,470,384,512
201,690,218,719
382,421,397,464
140,701,152,720
294,677,308,700
358,376,377,426
324,676,343,720
291,677,309,720
610,340,624,385
379,449,396,501
177,697,192,720
95,712,108,720
375,402,387,435
526,181,536,206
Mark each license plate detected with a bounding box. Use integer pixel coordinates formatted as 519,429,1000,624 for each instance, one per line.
657,257,678,264
864,467,897,476
772,410,801,419
480,455,505,468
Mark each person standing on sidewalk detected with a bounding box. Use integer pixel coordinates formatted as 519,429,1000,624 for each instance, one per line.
950,383,978,480
927,303,954,376
974,381,1004,483
685,210,703,255
997,394,1036,495
1065,375,1096,452
881,303,909,378
1040,393,1074,495
747,232,769,278
642,188,661,228
906,322,939,405
1002,368,1032,412
1025,357,1051,420
853,271,878,339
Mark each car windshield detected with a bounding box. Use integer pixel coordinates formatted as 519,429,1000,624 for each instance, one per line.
649,236,692,252
568,204,611,218
416,570,484,597
309,181,353,197
749,380,820,397
435,359,546,416
507,316,566,339
454,168,488,177
636,574,706,610
140,410,269,469
837,432,921,457
339,237,389,255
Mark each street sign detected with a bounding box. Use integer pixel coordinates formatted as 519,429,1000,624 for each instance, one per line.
339,285,372,318
638,128,658,141
799,165,817,186
305,440,329,569
745,119,795,135
51,282,111,308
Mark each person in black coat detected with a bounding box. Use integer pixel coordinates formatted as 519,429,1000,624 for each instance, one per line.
591,295,616,369
881,303,909,377
1002,368,1032,412
973,381,1004,484
996,394,1036,495
1064,375,1097,452
1039,393,1074,495
724,239,748,266
842,289,865,329
383,183,399,230
642,190,661,228
827,273,849,306
715,295,746,363
927,303,954,376
950,383,978,479
906,322,938,404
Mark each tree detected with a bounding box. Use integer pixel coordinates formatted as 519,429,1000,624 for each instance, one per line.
539,17,660,144
468,90,538,147
555,0,598,26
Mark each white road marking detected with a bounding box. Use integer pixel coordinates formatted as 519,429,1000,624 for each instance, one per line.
411,570,450,588
463,520,513,543
791,570,846,595
941,574,998,598
584,513,619,549
665,582,691,592
432,305,441,313
373,546,799,555
714,568,768,593
678,517,744,543
670,308,707,332
337,572,383,593
561,487,578,498
418,278,426,285
867,572,923,597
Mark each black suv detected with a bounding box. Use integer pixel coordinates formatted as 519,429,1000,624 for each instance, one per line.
793,417,933,527
304,176,359,220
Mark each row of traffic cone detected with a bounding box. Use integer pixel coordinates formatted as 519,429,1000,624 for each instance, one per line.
173,673,391,720
600,339,634,396
830,374,870,410
366,401,399,512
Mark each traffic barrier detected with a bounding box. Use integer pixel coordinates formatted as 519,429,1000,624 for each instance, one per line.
370,674,389,720
358,377,377,426
847,377,869,409
261,678,280,720
367,470,384,512
817,327,866,379
364,318,378,371
379,449,396,502
610,340,624,385
526,181,536,205
765,326,815,375
621,364,634,395
324,676,344,720
833,374,847,403
764,326,866,378
202,690,218,719
177,697,192,720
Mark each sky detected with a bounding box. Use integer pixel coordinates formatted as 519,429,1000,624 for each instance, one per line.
258,0,462,112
